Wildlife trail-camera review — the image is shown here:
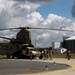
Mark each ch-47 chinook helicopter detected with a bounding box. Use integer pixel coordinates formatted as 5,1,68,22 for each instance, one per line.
0,27,73,59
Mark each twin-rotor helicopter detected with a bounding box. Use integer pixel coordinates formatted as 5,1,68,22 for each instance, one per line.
0,27,73,59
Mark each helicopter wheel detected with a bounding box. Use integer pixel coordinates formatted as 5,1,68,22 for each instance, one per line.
39,54,43,59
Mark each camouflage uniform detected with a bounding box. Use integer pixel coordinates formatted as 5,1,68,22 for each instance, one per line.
66,51,71,60
48,50,52,60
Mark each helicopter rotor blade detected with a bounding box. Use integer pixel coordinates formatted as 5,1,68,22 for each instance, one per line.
0,27,73,32
0,27,30,31
28,27,73,32
0,37,11,40
0,28,21,31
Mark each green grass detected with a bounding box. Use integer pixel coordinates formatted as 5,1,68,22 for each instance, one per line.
0,54,7,59
52,54,66,58
52,53,75,59
70,53,75,58
0,53,75,59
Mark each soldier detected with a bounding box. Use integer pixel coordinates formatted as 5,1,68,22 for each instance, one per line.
42,50,44,59
43,49,48,60
66,51,71,60
30,51,33,60
48,49,52,60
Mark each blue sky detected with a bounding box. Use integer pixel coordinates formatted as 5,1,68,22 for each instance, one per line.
0,0,75,47
36,0,73,19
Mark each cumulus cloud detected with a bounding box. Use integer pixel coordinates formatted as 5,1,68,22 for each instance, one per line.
71,0,75,17
0,0,75,48
31,14,75,47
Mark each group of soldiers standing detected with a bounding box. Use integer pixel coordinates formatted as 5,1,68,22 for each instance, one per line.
41,49,71,60
42,49,52,60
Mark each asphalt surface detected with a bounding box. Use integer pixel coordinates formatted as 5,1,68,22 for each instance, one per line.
0,59,69,75
38,58,75,75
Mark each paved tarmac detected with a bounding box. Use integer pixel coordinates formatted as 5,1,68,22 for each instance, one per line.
0,59,69,75
31,58,75,75
0,58,75,75
13,58,75,75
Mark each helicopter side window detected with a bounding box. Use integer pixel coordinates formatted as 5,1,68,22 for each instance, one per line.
5,46,8,49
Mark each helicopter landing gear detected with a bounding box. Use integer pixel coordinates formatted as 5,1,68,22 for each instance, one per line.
39,54,43,59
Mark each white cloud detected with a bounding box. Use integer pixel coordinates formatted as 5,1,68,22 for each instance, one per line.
27,11,44,26
31,14,75,47
0,0,75,48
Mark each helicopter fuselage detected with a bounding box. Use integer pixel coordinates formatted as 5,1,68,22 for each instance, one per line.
0,42,42,59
